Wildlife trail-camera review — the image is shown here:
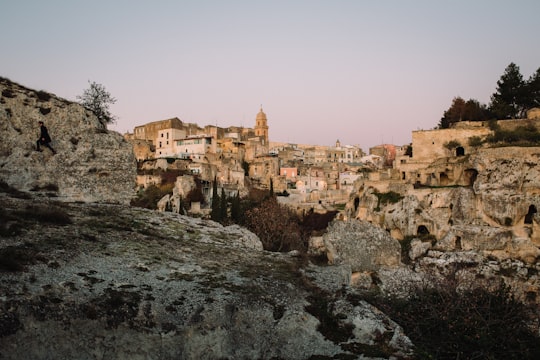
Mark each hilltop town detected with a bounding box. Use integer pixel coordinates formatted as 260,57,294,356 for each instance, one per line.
125,107,403,214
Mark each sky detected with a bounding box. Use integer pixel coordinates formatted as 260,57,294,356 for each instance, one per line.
1,0,540,150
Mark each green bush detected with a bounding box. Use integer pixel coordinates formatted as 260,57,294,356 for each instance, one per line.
444,140,462,150
373,190,403,211
487,124,540,145
468,135,484,147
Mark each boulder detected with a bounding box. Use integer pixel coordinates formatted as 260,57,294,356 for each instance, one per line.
323,220,402,272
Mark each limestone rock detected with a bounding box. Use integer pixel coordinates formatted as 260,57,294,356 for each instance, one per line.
348,146,540,301
0,194,413,359
323,220,401,271
0,77,136,204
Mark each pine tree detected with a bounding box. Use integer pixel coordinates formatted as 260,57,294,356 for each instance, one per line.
490,63,526,119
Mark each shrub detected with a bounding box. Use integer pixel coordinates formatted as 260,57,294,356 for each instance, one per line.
130,184,172,209
369,278,540,359
36,90,51,101
486,124,540,145
244,197,304,252
468,136,484,147
444,140,462,150
373,190,403,211
16,204,72,225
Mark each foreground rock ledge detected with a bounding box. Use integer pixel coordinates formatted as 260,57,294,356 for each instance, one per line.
0,195,413,360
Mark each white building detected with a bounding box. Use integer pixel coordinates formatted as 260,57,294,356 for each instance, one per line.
156,128,187,157
173,135,216,162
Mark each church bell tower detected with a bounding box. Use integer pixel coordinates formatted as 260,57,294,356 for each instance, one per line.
254,106,269,145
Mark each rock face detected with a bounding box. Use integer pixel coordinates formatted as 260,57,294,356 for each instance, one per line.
345,146,540,303
323,220,402,271
0,194,413,360
0,77,136,204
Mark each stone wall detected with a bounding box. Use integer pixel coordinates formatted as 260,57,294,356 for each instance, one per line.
410,127,492,162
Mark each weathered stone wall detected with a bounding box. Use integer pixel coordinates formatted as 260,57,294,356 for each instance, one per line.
0,77,136,203
410,127,491,162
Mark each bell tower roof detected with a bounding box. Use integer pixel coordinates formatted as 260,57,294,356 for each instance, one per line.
256,106,267,121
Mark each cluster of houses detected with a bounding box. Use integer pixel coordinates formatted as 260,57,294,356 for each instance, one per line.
125,107,540,211
124,108,401,210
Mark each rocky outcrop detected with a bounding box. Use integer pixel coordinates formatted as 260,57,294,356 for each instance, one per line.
0,193,413,359
0,77,136,204
323,220,402,272
345,146,540,303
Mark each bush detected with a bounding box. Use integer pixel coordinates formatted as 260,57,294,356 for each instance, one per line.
36,90,51,102
369,278,540,359
16,204,72,225
487,124,540,145
468,136,484,147
130,184,172,209
373,190,403,211
244,197,304,252
444,140,462,150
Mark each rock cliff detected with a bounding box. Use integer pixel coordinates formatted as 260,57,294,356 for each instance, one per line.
345,147,540,303
0,77,136,204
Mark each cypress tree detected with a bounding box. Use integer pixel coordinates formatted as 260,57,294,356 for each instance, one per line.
210,177,220,221
231,191,241,223
220,187,228,222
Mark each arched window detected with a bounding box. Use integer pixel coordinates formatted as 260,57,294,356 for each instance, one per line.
456,147,465,156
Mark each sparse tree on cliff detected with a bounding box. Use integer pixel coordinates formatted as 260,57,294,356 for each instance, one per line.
77,81,117,125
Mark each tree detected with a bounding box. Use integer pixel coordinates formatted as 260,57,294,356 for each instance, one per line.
210,177,221,222
244,197,303,252
463,99,490,121
77,81,117,125
525,67,540,109
439,97,466,129
439,97,489,129
219,187,228,222
230,192,241,223
490,63,526,119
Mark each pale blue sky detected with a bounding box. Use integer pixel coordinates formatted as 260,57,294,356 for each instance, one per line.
1,0,539,150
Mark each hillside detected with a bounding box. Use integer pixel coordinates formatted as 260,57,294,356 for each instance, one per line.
0,192,413,359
